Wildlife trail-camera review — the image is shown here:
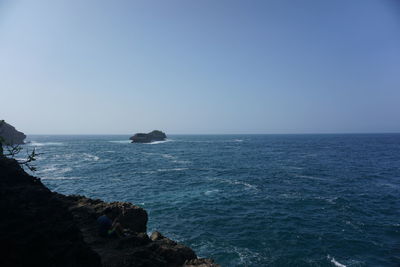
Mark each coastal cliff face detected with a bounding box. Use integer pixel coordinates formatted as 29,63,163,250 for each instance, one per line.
130,130,167,143
0,156,219,267
0,157,101,267
0,120,26,145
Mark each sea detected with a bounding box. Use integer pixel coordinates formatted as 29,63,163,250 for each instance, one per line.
22,134,399,267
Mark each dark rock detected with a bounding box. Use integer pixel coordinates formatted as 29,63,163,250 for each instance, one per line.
0,156,101,267
184,258,221,267
148,234,198,266
150,231,166,241
61,195,148,233
130,130,167,143
0,155,219,267
116,233,151,249
0,120,26,145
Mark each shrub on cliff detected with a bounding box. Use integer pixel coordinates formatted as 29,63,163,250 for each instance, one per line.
0,136,38,171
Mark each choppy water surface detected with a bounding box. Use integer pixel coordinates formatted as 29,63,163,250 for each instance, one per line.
26,134,400,266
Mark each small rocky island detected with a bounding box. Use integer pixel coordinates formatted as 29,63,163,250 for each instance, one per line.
130,130,167,143
0,120,26,145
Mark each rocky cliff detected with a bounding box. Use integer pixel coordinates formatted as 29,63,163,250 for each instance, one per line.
0,156,219,267
130,130,167,143
0,120,26,145
0,156,101,267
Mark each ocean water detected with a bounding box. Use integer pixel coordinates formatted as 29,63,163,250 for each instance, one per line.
23,134,399,266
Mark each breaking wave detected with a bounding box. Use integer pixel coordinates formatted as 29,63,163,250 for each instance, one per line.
28,141,64,146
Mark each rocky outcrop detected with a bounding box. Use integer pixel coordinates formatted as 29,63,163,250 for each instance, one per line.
130,130,167,143
60,195,148,233
0,156,219,267
0,156,101,267
183,259,220,267
0,120,26,145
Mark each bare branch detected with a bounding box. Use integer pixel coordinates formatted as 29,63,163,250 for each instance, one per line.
0,140,41,172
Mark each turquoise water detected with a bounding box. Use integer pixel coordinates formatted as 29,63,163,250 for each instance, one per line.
25,134,400,266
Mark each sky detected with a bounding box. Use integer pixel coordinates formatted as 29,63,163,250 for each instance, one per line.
0,0,399,134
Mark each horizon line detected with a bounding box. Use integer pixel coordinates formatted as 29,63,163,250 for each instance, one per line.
25,132,400,136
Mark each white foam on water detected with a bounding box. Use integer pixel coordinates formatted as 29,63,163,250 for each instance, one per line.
288,166,304,170
41,166,72,174
142,152,157,156
54,153,75,160
179,140,213,143
327,255,347,267
172,160,192,164
279,193,301,200
41,176,79,180
319,196,338,204
137,170,157,174
180,139,244,143
28,141,64,146
231,180,259,190
231,246,266,266
108,140,131,144
83,153,100,161
156,168,188,172
143,153,188,163
296,174,325,181
209,177,259,191
146,139,173,145
161,154,176,159
377,182,399,189
204,189,219,196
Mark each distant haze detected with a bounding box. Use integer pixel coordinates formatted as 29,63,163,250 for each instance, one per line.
1,0,399,134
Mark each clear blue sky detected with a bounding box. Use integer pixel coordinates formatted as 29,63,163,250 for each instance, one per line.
1,0,399,134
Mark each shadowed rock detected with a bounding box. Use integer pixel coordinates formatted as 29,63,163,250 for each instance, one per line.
0,156,219,267
0,120,26,145
0,157,101,267
61,195,148,233
183,259,220,267
130,130,167,143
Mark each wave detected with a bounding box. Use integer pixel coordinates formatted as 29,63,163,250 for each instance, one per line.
287,166,304,170
142,152,157,156
53,153,75,160
209,177,258,191
172,160,192,164
204,189,219,196
327,255,347,267
232,180,258,190
161,154,176,159
296,174,325,181
27,141,64,146
142,152,191,164
146,139,173,145
178,140,214,143
178,139,244,143
136,168,189,174
41,166,72,174
83,153,100,161
142,152,181,160
137,170,157,174
41,176,79,180
231,246,265,266
108,140,131,144
156,168,188,172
